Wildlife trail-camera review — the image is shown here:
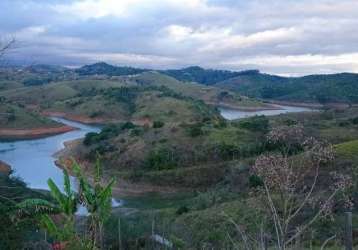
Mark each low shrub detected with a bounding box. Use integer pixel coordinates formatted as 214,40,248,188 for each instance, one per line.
248,174,263,188
351,116,358,125
83,122,137,145
185,122,204,137
176,205,190,215
239,115,269,133
130,128,143,137
145,148,178,170
153,121,164,128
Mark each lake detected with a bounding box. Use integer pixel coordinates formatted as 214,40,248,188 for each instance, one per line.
0,117,100,190
219,104,315,120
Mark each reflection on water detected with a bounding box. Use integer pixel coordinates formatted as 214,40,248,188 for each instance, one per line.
219,104,315,120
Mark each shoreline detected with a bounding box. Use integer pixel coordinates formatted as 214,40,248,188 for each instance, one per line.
0,125,76,140
42,111,112,125
261,100,355,109
207,101,279,111
217,104,280,111
0,160,11,175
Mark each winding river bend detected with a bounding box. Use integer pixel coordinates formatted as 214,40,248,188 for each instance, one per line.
0,105,315,192
0,117,100,190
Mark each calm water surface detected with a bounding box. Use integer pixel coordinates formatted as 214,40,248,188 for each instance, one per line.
0,117,100,190
220,104,315,120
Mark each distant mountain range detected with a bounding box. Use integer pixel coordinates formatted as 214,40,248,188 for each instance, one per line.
4,62,358,103
72,62,358,103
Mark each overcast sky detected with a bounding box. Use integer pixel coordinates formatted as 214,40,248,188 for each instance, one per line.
1,0,358,76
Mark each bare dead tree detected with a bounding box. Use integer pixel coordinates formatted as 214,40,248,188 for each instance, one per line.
252,126,352,250
0,37,15,59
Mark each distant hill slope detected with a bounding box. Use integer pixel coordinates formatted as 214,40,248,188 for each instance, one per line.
74,63,256,85
4,62,358,103
215,72,358,104
160,66,257,85
75,62,149,76
132,72,266,109
0,72,268,123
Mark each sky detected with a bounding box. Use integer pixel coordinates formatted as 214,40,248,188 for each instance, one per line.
1,0,358,76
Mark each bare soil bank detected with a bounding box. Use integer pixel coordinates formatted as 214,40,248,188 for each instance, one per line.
262,100,353,109
0,160,11,175
42,111,110,125
207,101,278,111
0,126,76,140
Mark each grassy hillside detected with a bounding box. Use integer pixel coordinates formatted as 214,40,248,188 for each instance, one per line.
216,71,358,103
63,113,268,190
3,63,358,105
133,72,267,108
0,65,76,90
0,101,60,129
0,80,24,91
57,106,358,249
160,66,255,85
73,107,358,188
0,72,268,124
75,62,149,76
72,63,246,84
335,140,358,162
71,62,358,104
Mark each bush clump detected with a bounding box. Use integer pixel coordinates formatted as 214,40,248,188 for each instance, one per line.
176,205,190,215
351,116,358,125
145,148,178,170
185,122,204,137
239,115,269,133
152,121,164,128
248,175,263,188
83,122,136,145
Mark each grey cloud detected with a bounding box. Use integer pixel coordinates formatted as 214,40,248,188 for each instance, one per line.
1,0,358,75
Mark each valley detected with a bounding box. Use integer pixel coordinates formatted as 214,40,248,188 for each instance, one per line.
1,63,358,249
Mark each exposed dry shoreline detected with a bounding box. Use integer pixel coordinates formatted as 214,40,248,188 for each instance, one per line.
262,100,354,109
0,160,11,175
208,101,279,111
42,111,110,124
0,125,76,140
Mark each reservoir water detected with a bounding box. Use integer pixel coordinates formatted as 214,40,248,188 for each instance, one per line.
219,104,314,120
0,117,100,190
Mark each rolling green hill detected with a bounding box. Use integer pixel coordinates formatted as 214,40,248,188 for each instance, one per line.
160,66,255,85
71,63,358,103
75,62,149,76
133,72,266,109
0,72,268,123
0,101,60,129
5,62,358,104
215,71,358,103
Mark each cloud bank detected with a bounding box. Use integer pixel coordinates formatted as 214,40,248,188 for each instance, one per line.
1,0,358,75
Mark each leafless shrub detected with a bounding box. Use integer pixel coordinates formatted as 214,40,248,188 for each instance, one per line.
252,126,352,250
0,37,15,58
